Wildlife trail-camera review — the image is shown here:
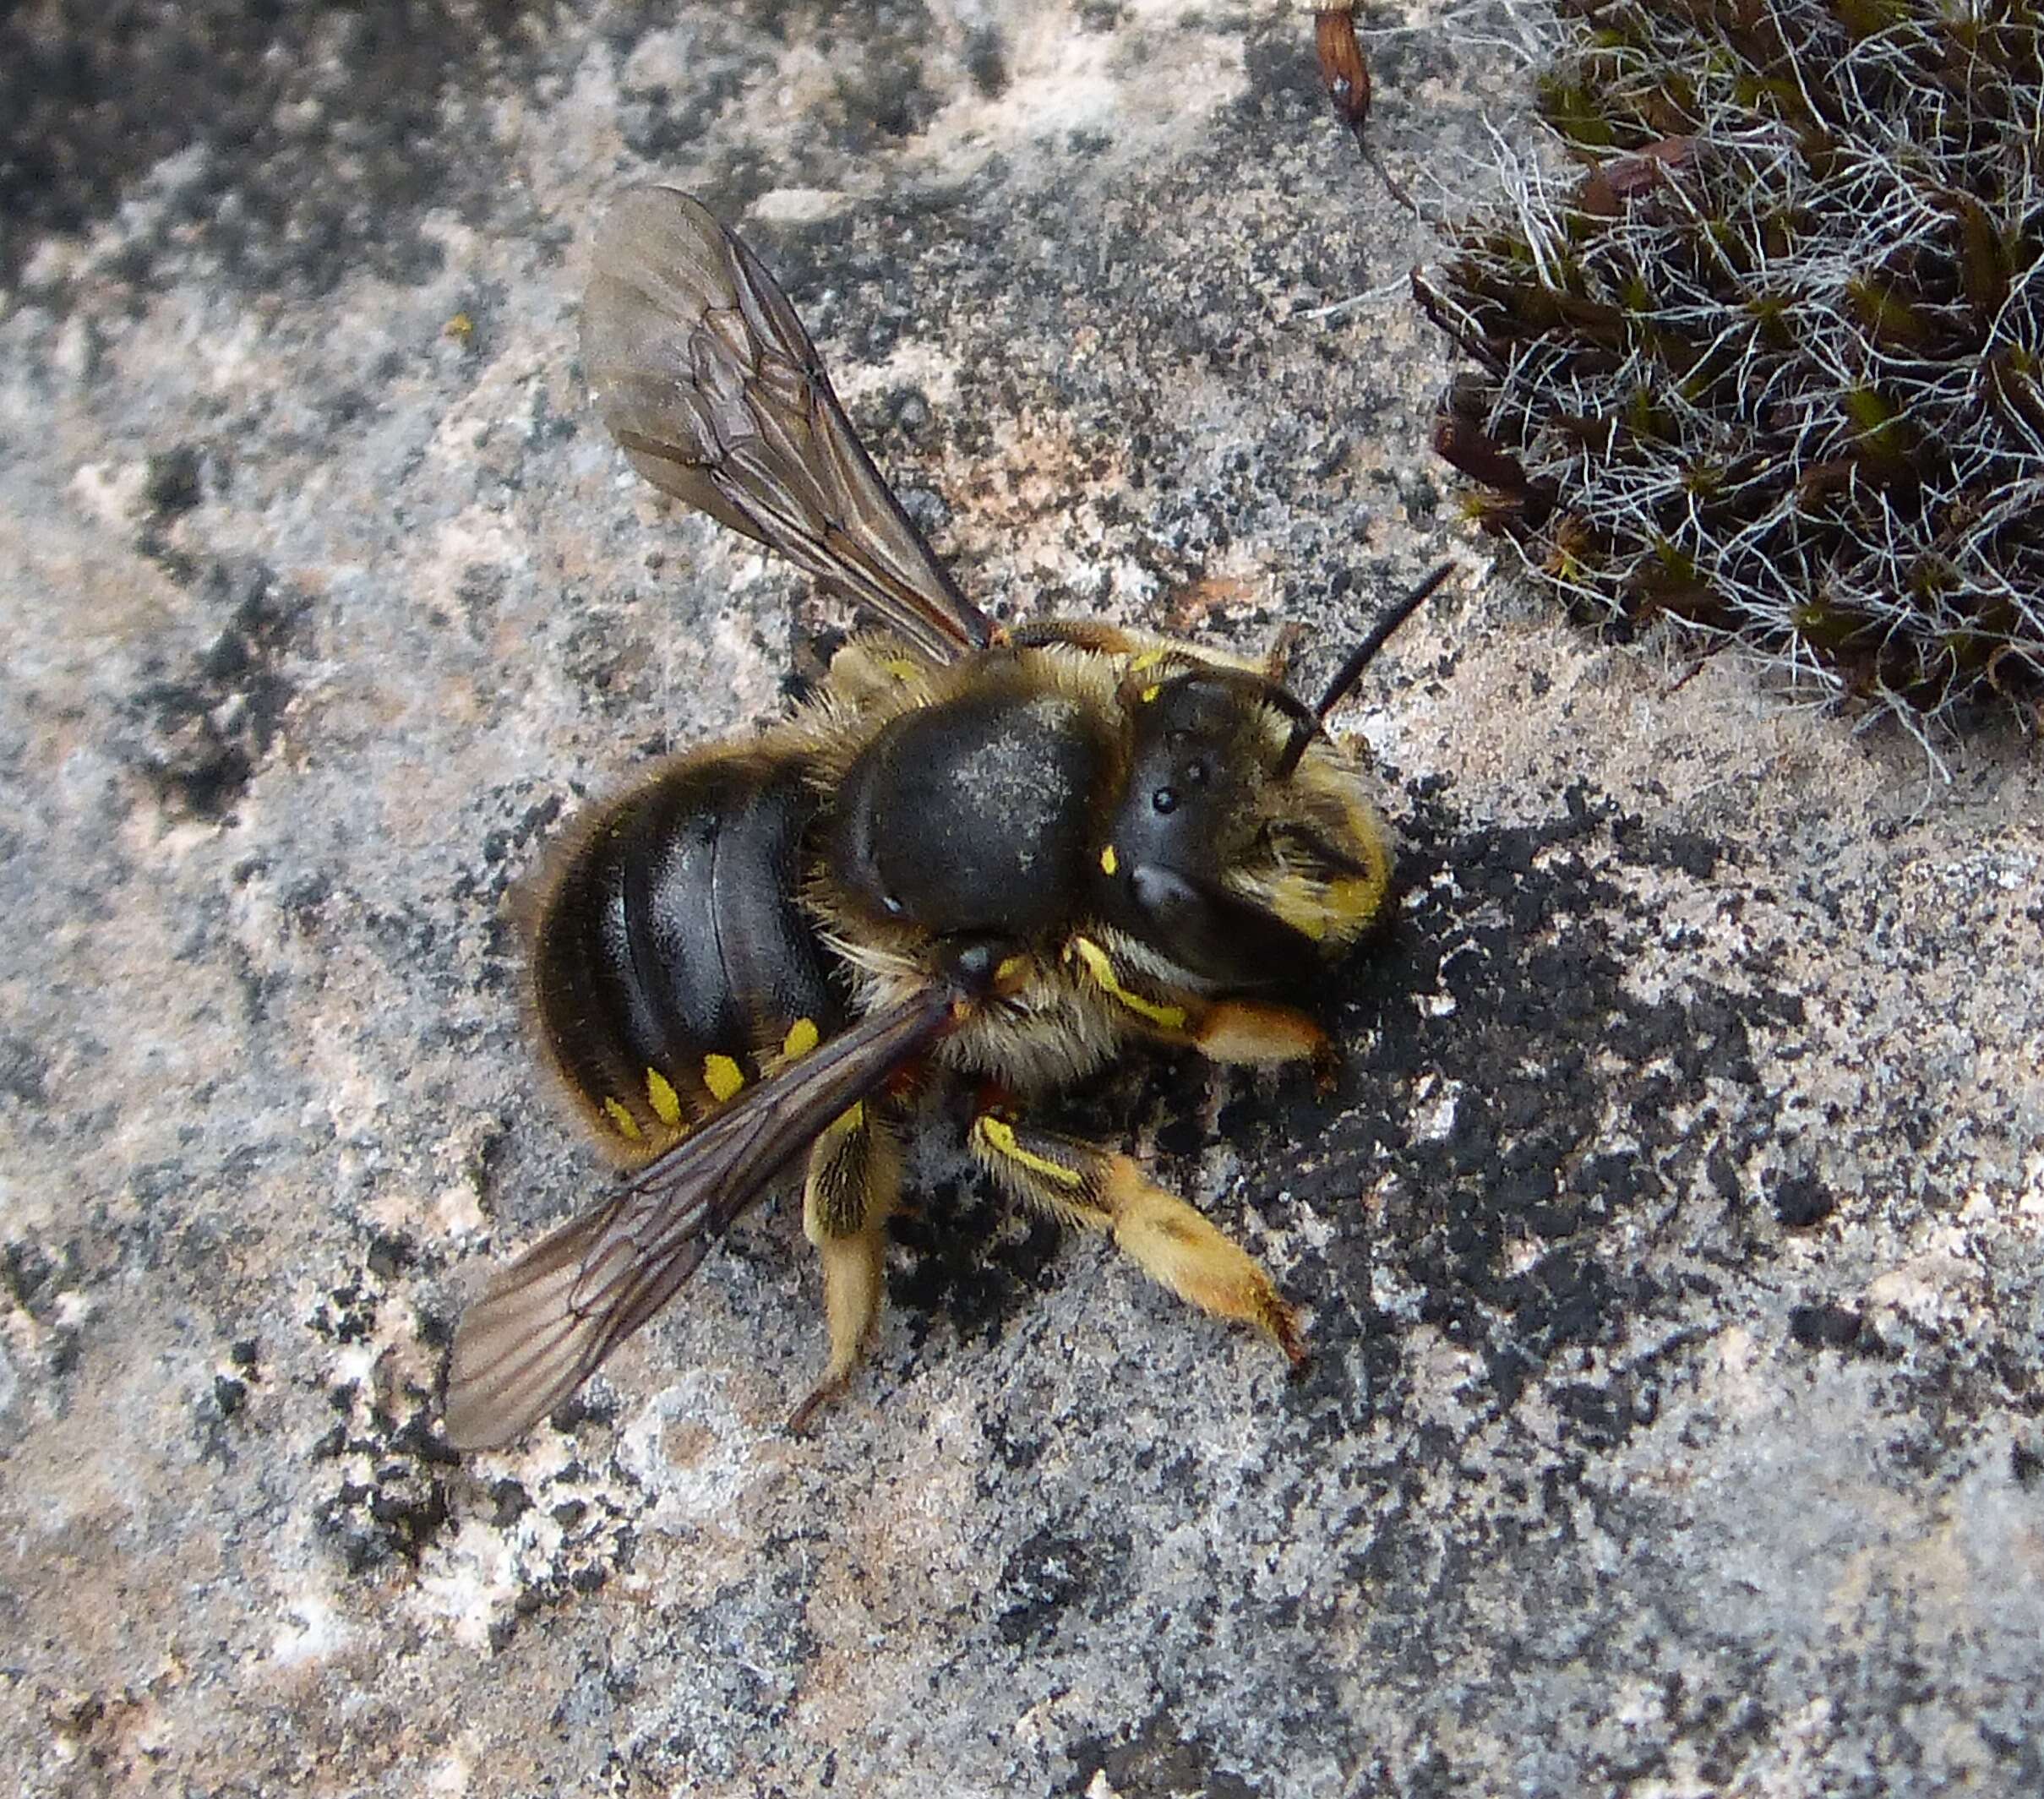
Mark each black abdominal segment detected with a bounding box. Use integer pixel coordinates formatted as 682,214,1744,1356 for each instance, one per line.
531,752,845,1145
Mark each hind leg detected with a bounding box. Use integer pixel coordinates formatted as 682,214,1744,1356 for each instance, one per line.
791,1103,902,1432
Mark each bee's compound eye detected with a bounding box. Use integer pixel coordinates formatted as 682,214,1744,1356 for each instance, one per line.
1152,787,1179,815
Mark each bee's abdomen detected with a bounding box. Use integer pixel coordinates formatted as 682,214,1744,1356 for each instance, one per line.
530,752,842,1148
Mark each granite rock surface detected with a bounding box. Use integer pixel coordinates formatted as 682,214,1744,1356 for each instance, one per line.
2,3,2041,1796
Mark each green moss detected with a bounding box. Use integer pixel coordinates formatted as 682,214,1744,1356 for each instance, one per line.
1420,0,2044,727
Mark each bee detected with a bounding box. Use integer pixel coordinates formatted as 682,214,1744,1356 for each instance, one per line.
442,186,1450,1450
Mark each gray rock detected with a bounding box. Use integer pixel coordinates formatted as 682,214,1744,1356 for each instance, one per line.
2,3,2039,1796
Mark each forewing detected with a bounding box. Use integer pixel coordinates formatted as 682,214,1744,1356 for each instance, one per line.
442,988,959,1450
582,185,992,665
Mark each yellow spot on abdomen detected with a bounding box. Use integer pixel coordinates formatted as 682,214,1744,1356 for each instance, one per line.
703,1054,746,1104
782,1017,820,1060
602,1097,644,1142
645,1067,683,1126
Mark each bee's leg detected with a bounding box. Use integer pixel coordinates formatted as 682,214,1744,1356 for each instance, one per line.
791,1103,902,1432
1182,997,1338,1088
1262,619,1310,684
967,1107,1306,1366
822,638,932,711
1065,933,1336,1085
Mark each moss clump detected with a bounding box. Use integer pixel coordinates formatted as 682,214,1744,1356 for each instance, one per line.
1417,0,2044,727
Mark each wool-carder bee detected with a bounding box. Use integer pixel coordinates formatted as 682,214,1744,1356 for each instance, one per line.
442,186,1450,1450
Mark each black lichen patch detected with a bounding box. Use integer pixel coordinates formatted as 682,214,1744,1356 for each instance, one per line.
479,1469,651,1647
964,25,1008,97
313,1458,453,1574
4,1232,91,1317
308,1246,661,1616
994,1524,1131,1649
308,1350,461,1574
142,445,207,515
304,1235,466,1573
124,560,308,819
0,1032,50,1108
1232,785,1807,1454
0,1,553,297
1788,1300,1865,1354
1771,1171,1838,1230
886,1168,1065,1349
192,1360,257,1468
1063,1709,1264,1799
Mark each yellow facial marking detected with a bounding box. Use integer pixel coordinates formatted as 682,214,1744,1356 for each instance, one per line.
782,1017,820,1060
976,1115,1085,1191
1099,844,1119,876
1265,875,1333,940
1129,649,1164,673
1140,684,1162,705
1261,865,1389,944
703,1054,746,1104
645,1067,683,1126
840,1100,865,1133
1326,874,1387,927
993,954,1032,995
1067,935,1188,1030
602,1097,644,1142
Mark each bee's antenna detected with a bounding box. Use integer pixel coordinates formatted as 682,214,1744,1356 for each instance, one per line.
1273,561,1456,777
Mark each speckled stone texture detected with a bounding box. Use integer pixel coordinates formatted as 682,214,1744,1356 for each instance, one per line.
3,3,2041,1795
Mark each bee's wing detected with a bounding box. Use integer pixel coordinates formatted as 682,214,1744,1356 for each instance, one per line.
582,185,994,666
443,986,960,1450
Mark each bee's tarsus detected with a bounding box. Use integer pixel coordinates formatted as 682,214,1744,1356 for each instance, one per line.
786,1377,846,1436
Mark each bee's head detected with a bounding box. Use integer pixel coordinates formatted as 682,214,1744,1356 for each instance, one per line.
1096,663,1391,987
1093,565,1453,989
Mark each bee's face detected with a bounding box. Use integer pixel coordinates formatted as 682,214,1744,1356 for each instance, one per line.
1097,666,1393,988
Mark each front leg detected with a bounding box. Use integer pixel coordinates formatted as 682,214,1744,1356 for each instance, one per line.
1064,931,1336,1082
967,1103,1306,1367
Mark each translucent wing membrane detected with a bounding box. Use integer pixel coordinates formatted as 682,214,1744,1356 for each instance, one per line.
443,988,963,1449
582,185,993,665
